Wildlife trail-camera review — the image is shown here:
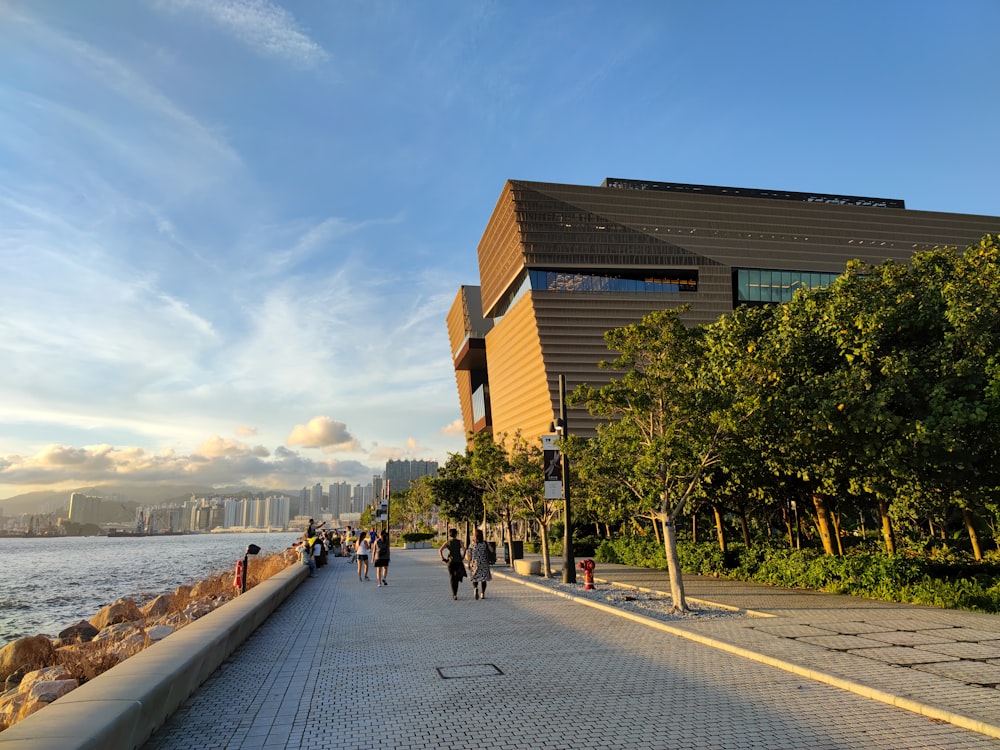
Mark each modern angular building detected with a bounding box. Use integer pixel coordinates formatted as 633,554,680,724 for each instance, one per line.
447,178,1000,443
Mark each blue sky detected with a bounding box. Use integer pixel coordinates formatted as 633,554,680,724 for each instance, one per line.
1,0,998,501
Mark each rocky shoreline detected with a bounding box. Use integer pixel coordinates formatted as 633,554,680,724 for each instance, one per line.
0,547,297,731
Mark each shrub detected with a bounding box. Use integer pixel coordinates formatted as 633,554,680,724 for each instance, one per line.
400,531,435,543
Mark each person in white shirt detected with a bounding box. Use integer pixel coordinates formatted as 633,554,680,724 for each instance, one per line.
356,534,371,581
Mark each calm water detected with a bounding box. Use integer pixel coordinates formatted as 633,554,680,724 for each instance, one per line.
0,531,301,646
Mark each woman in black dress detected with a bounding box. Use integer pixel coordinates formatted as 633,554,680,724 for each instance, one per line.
439,528,466,600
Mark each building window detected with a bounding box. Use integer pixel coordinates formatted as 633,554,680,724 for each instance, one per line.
529,269,697,294
734,268,838,305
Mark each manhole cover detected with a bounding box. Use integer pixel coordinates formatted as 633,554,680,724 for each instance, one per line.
437,663,504,679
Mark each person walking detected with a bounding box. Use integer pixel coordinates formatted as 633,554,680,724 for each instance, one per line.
373,530,391,586
466,528,493,600
439,528,466,600
299,536,317,577
356,533,371,581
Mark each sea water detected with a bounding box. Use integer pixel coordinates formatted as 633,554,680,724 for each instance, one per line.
0,531,300,646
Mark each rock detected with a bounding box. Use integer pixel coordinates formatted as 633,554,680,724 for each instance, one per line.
183,599,214,621
141,594,173,619
109,632,147,660
90,598,142,631
147,625,174,642
189,578,220,599
174,584,192,601
93,621,141,643
17,679,78,720
19,665,72,691
0,691,25,729
3,668,28,692
57,620,99,645
0,636,56,686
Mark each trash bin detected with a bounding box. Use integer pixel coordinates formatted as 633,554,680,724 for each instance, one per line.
503,540,524,563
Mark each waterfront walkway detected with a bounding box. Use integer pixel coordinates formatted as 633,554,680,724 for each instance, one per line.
143,550,1000,750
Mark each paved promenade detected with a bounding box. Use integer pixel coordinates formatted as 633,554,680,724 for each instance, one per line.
143,549,1000,750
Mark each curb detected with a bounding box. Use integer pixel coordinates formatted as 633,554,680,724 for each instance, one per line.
0,563,309,750
496,569,1000,742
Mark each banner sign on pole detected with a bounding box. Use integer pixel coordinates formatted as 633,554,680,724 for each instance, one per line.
542,434,562,499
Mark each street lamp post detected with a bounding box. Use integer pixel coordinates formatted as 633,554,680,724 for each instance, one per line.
558,374,575,584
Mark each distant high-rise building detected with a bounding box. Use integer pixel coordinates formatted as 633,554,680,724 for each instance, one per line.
384,460,439,492
329,482,351,519
68,492,102,525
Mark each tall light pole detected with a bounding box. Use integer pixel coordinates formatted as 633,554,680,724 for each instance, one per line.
558,374,575,584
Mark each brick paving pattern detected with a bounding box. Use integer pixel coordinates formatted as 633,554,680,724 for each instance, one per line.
143,551,1000,750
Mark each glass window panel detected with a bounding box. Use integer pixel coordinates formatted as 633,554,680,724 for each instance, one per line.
737,270,750,301
747,269,761,301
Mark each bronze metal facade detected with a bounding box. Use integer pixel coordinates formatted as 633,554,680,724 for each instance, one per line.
450,178,1000,443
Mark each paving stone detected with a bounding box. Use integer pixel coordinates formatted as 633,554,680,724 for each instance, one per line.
846,645,959,665
913,660,1000,686
797,634,891,650
862,630,954,646
921,627,1000,642
914,641,1000,660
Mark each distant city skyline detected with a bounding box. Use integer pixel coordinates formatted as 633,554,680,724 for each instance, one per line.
2,2,998,501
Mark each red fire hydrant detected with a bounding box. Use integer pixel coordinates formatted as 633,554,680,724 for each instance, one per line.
578,559,595,590
233,560,244,595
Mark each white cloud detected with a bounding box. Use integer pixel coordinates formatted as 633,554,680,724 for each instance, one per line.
154,0,329,68
287,417,359,451
441,419,465,436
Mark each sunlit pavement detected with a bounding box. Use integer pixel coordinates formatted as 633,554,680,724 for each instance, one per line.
143,550,1000,750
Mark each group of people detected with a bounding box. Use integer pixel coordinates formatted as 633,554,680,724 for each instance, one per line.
350,526,391,585
439,527,493,600
297,519,495,601
296,519,340,577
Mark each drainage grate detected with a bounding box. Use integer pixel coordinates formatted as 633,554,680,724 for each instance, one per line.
437,663,505,679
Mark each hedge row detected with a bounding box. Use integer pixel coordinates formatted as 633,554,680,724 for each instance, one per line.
592,536,1000,613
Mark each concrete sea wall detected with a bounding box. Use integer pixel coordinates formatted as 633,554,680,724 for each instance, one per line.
0,562,308,750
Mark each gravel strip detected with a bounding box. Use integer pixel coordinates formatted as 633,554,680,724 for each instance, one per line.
517,573,752,622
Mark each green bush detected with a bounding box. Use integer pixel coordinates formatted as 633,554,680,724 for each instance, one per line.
590,535,1000,613
593,534,665,568
400,531,435,543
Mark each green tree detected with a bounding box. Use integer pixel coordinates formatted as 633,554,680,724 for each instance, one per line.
571,308,746,611
430,452,484,528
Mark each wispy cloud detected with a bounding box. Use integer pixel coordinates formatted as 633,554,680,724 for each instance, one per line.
153,0,329,68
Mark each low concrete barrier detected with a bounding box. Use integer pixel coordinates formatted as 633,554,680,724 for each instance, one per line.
513,559,542,576
0,562,309,750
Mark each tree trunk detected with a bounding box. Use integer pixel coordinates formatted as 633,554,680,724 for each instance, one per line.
505,518,515,564
662,518,688,611
831,512,844,555
783,505,794,549
540,522,553,576
712,504,727,554
739,507,750,547
878,500,896,556
963,508,983,562
811,494,837,556
692,514,698,544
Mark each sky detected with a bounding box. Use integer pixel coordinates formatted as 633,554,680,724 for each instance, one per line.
1,0,998,502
